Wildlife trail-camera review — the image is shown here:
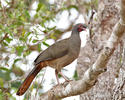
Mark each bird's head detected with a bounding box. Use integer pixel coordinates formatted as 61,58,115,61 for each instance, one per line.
72,23,87,32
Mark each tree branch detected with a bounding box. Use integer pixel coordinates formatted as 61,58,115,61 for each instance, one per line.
39,0,125,99
0,33,8,43
0,0,15,12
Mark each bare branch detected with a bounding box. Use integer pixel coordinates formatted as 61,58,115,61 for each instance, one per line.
0,0,15,12
0,33,8,43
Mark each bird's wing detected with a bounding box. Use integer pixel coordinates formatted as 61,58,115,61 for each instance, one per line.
34,38,69,65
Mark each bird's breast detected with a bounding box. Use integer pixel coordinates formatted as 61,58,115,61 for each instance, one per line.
46,53,77,71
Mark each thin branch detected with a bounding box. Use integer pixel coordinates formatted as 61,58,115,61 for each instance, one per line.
88,9,95,25
35,68,47,97
88,9,96,51
0,33,8,43
0,0,14,12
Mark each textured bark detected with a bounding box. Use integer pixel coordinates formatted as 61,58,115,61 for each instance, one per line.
77,0,125,100
39,0,125,99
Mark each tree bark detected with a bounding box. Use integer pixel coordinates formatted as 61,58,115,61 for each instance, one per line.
77,0,125,100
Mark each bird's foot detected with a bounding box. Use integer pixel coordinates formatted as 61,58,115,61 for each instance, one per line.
65,79,73,82
62,80,73,87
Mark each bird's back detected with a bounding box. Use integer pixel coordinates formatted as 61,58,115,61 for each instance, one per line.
34,38,70,65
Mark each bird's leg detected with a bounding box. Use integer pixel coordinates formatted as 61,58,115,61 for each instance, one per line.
55,70,60,85
59,71,70,82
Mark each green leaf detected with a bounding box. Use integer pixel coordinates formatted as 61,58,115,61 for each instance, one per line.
2,41,8,46
32,39,38,43
11,81,22,88
34,13,39,18
4,27,13,37
42,41,49,47
0,78,4,88
67,5,78,10
13,58,21,64
19,37,25,42
5,37,12,43
47,26,56,31
23,50,31,57
25,10,30,20
0,91,4,100
17,21,23,25
16,46,25,56
29,36,33,42
0,24,3,29
24,32,31,39
38,43,41,52
21,29,26,37
0,70,11,81
73,70,78,80
37,3,42,12
0,67,9,71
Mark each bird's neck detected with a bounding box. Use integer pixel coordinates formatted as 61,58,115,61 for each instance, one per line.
70,31,81,47
70,31,80,40
68,31,81,56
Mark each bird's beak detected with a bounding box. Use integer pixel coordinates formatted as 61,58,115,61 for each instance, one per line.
83,27,87,31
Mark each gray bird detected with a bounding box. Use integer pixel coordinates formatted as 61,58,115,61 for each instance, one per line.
16,23,87,96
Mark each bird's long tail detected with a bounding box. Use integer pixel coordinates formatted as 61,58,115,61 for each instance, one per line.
16,63,46,96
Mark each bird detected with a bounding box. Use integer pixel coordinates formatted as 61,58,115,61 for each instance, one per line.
16,23,87,96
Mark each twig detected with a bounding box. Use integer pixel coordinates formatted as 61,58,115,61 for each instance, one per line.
0,33,8,43
0,0,14,12
88,9,96,51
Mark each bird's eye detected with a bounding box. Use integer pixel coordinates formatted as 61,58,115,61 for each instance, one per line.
78,25,82,28
80,25,83,29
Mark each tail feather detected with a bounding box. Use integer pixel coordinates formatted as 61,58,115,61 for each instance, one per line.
16,63,46,96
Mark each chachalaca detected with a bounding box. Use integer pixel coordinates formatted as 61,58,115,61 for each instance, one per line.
16,23,87,96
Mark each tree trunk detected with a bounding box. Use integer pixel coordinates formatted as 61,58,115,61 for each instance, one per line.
77,0,125,99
